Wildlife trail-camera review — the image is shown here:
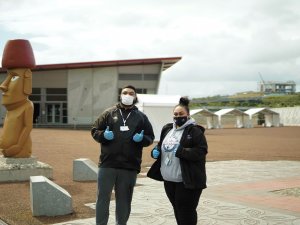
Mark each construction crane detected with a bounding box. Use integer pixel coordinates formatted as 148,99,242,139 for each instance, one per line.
258,72,265,93
258,72,265,85
258,72,273,94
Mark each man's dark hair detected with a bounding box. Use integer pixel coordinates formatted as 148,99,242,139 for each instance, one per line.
122,85,136,93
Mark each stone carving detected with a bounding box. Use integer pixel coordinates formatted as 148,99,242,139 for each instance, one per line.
0,39,35,158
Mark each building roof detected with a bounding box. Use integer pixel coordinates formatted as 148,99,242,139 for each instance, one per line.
0,57,181,73
190,108,217,117
244,108,279,116
215,108,247,116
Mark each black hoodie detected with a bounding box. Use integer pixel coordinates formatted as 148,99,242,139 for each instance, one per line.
91,103,155,173
147,122,208,189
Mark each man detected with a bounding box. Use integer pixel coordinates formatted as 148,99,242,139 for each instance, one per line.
91,85,155,225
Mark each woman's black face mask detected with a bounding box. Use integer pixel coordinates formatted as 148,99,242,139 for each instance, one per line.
173,116,188,127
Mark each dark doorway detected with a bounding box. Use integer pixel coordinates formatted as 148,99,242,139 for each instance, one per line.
33,103,40,124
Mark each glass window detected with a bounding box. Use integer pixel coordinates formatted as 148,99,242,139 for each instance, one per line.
46,88,67,94
29,88,41,101
45,88,67,101
46,95,67,101
136,89,147,94
29,95,41,101
32,88,41,94
143,74,158,80
119,74,142,80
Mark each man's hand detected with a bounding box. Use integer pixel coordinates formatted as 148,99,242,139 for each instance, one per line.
103,126,114,140
133,130,144,142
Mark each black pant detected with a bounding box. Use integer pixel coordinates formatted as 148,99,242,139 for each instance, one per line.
96,168,137,225
164,181,202,225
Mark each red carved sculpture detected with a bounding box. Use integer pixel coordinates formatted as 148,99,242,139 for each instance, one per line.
0,39,35,158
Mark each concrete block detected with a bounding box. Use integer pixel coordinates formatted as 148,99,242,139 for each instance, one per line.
73,158,98,181
30,176,72,216
0,156,53,182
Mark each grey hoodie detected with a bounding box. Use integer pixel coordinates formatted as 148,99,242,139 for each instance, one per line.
160,118,196,182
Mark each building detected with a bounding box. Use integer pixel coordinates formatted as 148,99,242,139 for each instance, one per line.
0,57,181,127
259,80,296,95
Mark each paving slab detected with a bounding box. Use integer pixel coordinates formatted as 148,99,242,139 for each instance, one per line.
54,160,300,225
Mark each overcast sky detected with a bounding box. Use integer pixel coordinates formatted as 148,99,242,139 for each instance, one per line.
0,0,300,98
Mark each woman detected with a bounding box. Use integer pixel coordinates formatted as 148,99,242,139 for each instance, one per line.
147,97,208,225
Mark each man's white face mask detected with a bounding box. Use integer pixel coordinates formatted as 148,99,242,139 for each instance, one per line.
121,94,135,106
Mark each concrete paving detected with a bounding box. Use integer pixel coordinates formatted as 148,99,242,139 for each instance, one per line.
0,219,8,225
54,160,300,225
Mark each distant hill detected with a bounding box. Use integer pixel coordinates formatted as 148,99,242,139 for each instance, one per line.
191,92,300,108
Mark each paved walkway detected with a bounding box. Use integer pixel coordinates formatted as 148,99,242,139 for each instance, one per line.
54,160,300,225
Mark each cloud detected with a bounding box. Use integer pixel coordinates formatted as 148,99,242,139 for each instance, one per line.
0,0,300,97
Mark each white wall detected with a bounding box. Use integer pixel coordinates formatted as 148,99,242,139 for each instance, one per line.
68,68,93,124
92,67,119,122
272,106,300,126
33,70,68,87
139,105,173,141
68,67,119,125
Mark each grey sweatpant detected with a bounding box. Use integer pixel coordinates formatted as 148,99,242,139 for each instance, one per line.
96,167,137,225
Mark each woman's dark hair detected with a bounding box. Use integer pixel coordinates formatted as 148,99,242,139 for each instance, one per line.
175,96,190,114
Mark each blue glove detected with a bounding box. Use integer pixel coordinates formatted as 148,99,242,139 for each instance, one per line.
103,126,114,140
133,130,144,142
152,147,160,159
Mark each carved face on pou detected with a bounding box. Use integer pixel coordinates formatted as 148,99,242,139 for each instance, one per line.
0,68,32,106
